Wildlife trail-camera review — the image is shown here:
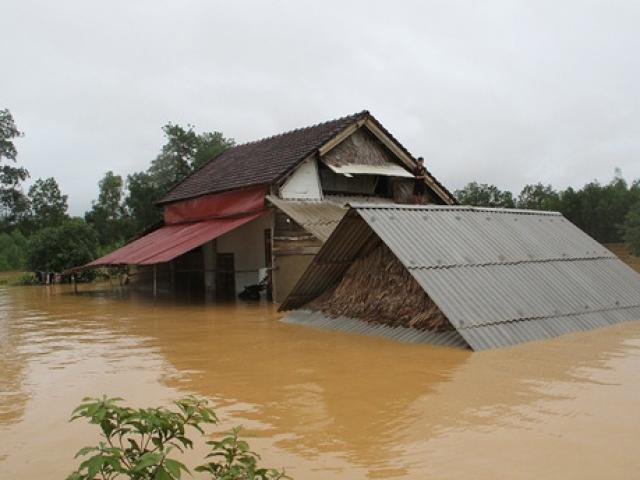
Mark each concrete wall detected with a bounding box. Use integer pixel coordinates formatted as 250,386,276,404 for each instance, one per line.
215,212,274,294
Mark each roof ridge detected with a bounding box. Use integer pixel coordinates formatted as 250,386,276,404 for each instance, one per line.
350,203,562,216
233,110,369,149
406,255,617,270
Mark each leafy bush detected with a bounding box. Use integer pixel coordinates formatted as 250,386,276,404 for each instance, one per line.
196,427,288,480
67,396,288,480
26,218,98,273
12,272,38,285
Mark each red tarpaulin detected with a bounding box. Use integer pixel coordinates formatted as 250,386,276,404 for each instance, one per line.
86,211,266,267
163,185,267,225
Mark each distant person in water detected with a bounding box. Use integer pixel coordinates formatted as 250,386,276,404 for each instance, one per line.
413,157,427,204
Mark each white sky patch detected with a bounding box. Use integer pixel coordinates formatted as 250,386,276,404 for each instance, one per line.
2,0,639,214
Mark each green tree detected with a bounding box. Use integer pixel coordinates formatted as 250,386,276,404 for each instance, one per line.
125,172,163,233
192,130,234,170
456,171,640,245
597,173,631,242
623,202,640,255
455,182,515,208
27,177,69,230
26,219,98,272
0,230,28,271
86,171,132,247
517,183,560,210
149,123,200,185
124,123,233,233
0,109,29,229
148,123,234,192
559,172,633,243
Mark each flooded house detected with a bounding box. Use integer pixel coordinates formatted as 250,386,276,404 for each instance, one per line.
280,204,640,350
86,111,456,301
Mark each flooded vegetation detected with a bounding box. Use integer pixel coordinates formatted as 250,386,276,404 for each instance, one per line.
2,284,640,479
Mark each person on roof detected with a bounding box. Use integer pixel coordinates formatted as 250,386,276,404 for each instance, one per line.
413,157,428,204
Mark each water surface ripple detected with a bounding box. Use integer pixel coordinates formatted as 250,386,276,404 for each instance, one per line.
1,284,640,478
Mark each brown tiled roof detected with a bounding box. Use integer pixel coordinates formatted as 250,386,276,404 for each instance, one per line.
158,111,369,204
158,110,457,205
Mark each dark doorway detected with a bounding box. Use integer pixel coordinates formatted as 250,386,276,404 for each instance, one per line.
173,247,205,296
216,253,236,299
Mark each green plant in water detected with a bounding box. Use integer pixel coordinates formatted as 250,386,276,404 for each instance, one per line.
196,427,288,480
12,272,38,286
67,396,288,480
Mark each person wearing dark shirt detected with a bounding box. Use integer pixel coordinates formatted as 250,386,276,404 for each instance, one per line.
413,157,427,204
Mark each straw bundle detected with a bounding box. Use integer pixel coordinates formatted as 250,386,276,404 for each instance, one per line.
307,243,452,331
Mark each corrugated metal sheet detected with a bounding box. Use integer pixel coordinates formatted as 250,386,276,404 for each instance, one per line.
86,211,267,266
267,195,397,242
280,204,640,350
267,196,348,242
282,310,468,347
356,205,613,268
411,260,640,329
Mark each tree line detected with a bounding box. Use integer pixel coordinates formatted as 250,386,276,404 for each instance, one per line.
1,106,640,275
455,176,640,250
0,108,233,274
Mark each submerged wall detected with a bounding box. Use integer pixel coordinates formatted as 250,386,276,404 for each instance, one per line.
215,212,274,295
272,208,322,303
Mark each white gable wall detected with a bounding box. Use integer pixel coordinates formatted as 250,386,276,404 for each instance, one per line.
279,155,322,200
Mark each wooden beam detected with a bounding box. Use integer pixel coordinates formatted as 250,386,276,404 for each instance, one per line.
363,119,414,168
364,119,455,205
318,118,367,156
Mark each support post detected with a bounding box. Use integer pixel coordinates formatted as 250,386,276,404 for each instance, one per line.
72,274,78,294
153,264,157,297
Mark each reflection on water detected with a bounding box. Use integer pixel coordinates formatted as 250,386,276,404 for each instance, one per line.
1,284,640,479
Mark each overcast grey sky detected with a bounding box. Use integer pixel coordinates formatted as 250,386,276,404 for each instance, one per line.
3,0,639,214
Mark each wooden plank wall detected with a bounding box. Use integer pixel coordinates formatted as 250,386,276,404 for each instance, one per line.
272,209,322,303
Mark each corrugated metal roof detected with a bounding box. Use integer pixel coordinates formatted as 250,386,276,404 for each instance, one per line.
282,310,467,347
280,205,640,350
356,205,612,268
86,211,267,266
267,195,396,242
267,196,348,242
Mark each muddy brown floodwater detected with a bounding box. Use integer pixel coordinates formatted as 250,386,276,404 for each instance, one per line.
1,284,640,479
